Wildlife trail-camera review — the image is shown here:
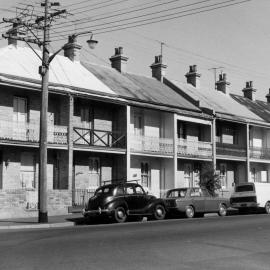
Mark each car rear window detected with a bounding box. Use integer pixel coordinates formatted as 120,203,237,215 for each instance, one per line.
235,185,254,192
95,187,114,195
167,189,187,198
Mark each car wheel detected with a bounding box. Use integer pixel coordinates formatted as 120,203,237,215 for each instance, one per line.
265,202,270,214
153,204,166,220
218,203,227,217
185,205,195,218
113,207,127,223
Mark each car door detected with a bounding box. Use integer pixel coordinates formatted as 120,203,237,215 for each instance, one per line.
124,185,137,213
134,185,149,213
190,188,205,212
202,189,218,212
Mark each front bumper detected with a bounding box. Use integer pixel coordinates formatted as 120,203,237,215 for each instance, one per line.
82,208,112,217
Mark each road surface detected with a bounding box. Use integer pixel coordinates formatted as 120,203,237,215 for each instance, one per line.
0,214,269,270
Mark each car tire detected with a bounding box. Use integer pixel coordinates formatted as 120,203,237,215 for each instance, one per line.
153,204,166,220
185,205,195,218
113,206,127,223
265,202,270,214
218,203,227,217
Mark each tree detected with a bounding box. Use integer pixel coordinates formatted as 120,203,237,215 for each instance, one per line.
199,164,221,196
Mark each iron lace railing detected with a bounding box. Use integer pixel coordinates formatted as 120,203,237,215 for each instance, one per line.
130,134,173,155
216,143,246,157
177,139,212,158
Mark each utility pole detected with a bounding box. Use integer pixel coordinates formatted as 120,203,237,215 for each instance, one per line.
2,1,67,223
208,66,224,89
38,0,50,223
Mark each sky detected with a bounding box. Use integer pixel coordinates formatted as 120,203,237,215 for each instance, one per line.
0,0,269,101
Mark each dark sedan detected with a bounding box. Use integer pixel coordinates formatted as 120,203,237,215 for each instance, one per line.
83,183,166,223
164,187,229,218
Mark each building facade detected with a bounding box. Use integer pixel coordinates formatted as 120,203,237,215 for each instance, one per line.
0,38,270,219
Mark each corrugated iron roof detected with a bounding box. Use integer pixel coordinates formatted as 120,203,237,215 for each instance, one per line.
166,79,266,123
82,62,201,112
231,94,270,122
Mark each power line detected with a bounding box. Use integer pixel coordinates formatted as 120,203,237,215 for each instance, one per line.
53,0,185,30
51,0,251,41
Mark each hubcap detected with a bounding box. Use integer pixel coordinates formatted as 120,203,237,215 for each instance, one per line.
187,207,194,217
117,210,124,219
266,203,270,213
156,208,163,217
220,206,225,215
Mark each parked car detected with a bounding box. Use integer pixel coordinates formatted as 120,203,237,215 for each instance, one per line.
82,182,166,223
164,187,229,218
230,182,270,214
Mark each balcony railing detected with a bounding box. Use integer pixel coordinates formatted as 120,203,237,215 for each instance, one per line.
130,135,174,155
250,146,270,160
216,143,246,157
0,120,67,144
177,139,212,158
73,127,126,148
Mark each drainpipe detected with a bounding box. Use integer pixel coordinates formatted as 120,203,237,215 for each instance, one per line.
246,123,250,182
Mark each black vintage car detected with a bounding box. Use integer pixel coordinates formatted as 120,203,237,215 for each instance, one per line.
82,183,166,223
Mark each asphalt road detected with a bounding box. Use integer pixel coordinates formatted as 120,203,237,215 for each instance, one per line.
0,214,270,270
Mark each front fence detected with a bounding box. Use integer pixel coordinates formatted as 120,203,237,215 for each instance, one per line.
72,189,95,206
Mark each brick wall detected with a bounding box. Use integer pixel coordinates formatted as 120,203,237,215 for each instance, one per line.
0,189,71,219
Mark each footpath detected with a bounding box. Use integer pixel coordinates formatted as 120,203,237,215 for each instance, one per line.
0,213,84,230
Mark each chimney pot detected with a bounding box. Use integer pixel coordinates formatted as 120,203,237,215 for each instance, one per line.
242,81,256,101
110,46,128,73
185,65,201,88
150,55,167,82
216,73,230,94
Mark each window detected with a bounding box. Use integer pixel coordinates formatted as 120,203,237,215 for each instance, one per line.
220,163,227,189
134,114,143,135
126,186,135,195
53,153,60,189
141,162,150,188
184,163,192,187
177,122,186,139
13,97,27,123
190,188,201,197
115,186,124,196
251,168,256,182
135,185,144,194
167,189,187,198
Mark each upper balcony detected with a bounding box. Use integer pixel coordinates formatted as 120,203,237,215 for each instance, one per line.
177,139,212,159
250,146,270,160
0,120,67,146
73,127,126,151
130,134,173,156
216,142,246,158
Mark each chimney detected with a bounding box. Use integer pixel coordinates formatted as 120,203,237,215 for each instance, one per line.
185,65,201,88
109,47,128,73
242,81,256,101
266,89,270,103
150,55,167,82
7,23,24,47
216,73,230,94
64,35,82,62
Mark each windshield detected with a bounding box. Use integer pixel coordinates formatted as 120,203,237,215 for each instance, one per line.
95,186,114,196
235,184,254,192
167,189,187,198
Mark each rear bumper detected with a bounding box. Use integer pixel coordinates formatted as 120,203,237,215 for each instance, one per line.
231,202,259,209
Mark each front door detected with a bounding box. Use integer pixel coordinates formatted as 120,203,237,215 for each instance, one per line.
89,157,100,189
20,152,36,189
13,97,27,141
